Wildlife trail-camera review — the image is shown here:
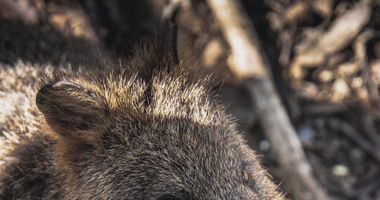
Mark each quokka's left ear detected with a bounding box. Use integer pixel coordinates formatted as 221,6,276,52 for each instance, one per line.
161,18,179,65
36,81,108,137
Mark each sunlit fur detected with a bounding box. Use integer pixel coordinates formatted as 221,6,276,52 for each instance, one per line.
0,27,284,200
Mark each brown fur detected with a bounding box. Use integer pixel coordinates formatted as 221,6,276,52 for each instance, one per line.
0,21,285,199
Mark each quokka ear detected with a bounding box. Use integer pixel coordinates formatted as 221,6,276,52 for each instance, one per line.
36,81,108,137
161,19,179,65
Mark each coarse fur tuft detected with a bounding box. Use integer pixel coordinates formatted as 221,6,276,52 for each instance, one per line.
0,23,285,200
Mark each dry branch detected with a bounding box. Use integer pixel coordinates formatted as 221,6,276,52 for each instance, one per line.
328,119,380,164
290,0,371,80
205,0,331,199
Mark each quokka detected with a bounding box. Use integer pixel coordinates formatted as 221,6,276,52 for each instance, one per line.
0,22,284,200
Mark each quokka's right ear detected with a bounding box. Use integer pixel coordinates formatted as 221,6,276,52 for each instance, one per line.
36,81,108,137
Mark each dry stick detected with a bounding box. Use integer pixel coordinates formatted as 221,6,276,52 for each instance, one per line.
290,0,371,80
206,0,331,199
328,119,380,164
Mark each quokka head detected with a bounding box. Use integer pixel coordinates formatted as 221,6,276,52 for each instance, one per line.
35,22,284,200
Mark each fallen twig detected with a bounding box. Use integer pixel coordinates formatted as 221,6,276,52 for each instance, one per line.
362,114,380,146
328,118,380,164
303,102,347,116
205,0,331,199
356,177,380,200
290,0,372,80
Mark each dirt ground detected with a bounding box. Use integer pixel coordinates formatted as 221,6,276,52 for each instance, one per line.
0,0,379,199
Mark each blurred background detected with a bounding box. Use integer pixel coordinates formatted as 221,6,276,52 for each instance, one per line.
0,0,379,199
